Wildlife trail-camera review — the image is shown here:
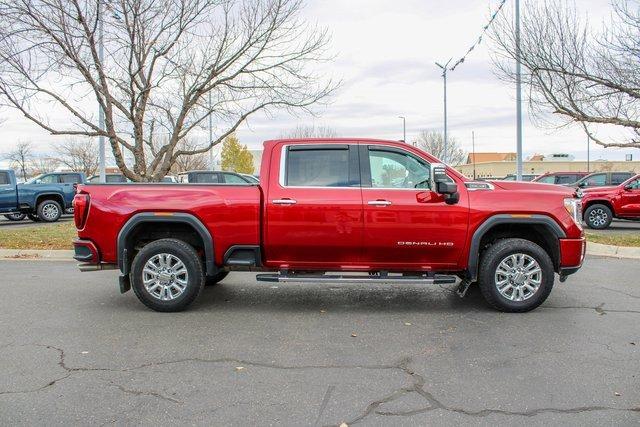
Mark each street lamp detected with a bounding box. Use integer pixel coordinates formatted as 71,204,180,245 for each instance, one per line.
435,59,452,164
515,0,523,180
398,116,406,143
98,2,105,183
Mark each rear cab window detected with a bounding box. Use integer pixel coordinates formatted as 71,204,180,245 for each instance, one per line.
282,145,357,187
0,172,9,185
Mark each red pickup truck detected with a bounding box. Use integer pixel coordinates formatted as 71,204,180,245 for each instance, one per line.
73,139,585,313
581,174,640,229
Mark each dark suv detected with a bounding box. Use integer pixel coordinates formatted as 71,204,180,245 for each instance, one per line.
571,171,635,189
533,172,590,185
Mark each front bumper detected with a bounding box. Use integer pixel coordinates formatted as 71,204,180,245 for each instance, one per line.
558,237,587,278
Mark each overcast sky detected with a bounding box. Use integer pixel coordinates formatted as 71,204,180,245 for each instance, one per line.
0,0,631,167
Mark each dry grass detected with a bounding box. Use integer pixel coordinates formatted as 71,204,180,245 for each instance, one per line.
585,231,640,247
0,221,76,250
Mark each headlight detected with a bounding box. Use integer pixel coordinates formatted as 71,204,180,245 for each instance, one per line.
564,198,583,229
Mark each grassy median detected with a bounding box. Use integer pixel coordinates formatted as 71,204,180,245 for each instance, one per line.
584,231,640,247
0,221,76,250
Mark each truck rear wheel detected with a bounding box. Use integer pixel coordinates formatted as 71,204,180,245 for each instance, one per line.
37,200,62,222
478,238,554,313
130,238,204,312
584,204,612,229
205,271,229,286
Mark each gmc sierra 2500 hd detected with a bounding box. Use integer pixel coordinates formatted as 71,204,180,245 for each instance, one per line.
73,139,586,312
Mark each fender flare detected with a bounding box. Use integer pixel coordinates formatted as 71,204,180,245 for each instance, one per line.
117,212,216,276
467,214,566,281
33,192,65,209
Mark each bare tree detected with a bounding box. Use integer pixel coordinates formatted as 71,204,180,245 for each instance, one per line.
170,139,211,174
31,156,60,175
281,124,337,138
490,0,640,149
3,141,33,180
413,130,466,166
53,140,99,176
0,0,337,181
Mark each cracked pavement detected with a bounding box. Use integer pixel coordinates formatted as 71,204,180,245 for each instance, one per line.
0,255,639,425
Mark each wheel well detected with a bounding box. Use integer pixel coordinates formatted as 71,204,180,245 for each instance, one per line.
583,200,615,216
124,222,205,273
478,223,560,271
35,194,64,210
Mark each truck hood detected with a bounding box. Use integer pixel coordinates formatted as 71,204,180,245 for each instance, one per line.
581,185,617,194
489,180,575,195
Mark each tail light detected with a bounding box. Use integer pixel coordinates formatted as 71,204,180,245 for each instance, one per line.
73,193,90,229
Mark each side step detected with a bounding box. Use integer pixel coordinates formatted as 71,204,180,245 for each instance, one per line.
256,272,457,285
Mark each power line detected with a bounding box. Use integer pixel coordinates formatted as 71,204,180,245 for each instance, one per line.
448,0,508,72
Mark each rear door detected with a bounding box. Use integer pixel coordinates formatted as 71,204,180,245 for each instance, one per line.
264,143,363,268
0,171,17,212
618,177,640,215
359,145,469,269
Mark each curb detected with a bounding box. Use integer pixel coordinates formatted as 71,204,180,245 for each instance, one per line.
585,242,640,260
2,242,640,261
0,249,74,261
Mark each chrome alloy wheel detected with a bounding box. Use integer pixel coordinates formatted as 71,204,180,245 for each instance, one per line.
494,253,542,302
41,203,59,220
588,208,608,227
143,253,189,301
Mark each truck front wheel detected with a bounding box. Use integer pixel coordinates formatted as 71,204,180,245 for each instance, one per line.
478,238,554,312
130,238,204,312
37,200,62,222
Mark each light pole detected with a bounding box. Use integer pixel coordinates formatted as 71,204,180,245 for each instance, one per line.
472,130,476,180
398,116,406,142
515,0,523,180
436,59,452,164
98,2,105,183
587,134,590,173
209,91,214,170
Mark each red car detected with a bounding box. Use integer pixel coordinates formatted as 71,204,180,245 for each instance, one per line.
533,172,590,185
73,139,585,313
581,174,640,229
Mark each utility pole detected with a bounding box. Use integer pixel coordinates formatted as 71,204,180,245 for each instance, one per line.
515,0,523,180
435,59,452,164
398,116,406,142
209,91,214,170
472,130,476,180
98,1,106,183
587,133,590,173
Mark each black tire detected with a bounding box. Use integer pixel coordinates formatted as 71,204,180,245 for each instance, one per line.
130,238,204,312
27,213,41,222
478,238,554,313
37,200,62,222
584,204,613,229
4,213,26,221
205,271,229,286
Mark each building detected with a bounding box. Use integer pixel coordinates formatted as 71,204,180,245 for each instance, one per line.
455,160,640,179
465,152,516,164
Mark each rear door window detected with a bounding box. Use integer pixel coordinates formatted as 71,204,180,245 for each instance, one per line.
285,146,352,187
0,172,9,185
193,173,219,183
60,174,82,184
612,173,633,185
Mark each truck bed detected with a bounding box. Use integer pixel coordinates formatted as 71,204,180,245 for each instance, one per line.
76,183,262,265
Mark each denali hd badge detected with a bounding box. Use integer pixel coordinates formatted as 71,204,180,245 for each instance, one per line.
397,241,454,246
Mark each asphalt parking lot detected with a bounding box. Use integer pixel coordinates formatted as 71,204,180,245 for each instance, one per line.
0,216,73,229
0,256,638,425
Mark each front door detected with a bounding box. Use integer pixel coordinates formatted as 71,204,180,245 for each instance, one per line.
359,145,469,270
0,171,16,213
619,177,640,216
264,143,363,269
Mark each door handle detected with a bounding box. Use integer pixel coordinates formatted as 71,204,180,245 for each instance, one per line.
367,200,392,206
272,198,297,205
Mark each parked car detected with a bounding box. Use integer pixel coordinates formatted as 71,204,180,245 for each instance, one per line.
1,170,85,222
570,171,635,189
73,138,585,313
500,174,538,182
177,170,257,184
532,172,590,185
580,174,640,229
88,173,128,183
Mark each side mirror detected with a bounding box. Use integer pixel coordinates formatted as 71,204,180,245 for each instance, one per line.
624,185,633,191
431,163,459,205
578,182,587,188
35,179,42,184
